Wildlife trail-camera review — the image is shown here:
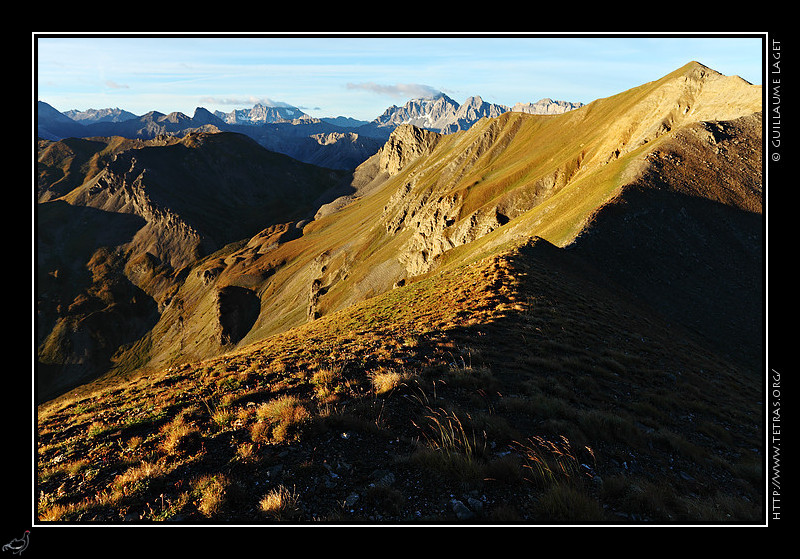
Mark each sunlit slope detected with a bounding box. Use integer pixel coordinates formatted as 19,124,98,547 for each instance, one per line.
427,60,762,261
121,61,762,376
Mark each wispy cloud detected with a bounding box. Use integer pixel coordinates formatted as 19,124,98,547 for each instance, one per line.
105,80,130,89
346,82,442,99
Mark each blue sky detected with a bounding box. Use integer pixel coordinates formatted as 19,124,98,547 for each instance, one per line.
35,33,765,122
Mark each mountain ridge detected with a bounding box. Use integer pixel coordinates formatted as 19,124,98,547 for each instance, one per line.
37,92,584,170
35,60,766,525
37,61,763,402
63,107,139,124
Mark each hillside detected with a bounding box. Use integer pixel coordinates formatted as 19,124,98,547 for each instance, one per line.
37,132,349,401
36,236,763,523
35,61,765,525
118,62,761,375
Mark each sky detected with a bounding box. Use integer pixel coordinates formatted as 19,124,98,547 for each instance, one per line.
34,33,766,123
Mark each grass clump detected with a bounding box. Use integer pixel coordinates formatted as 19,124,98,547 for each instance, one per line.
370,367,412,395
259,484,301,520
192,473,230,518
411,406,488,481
251,395,311,444
159,411,201,455
311,366,344,403
110,460,169,503
514,435,593,489
203,397,236,430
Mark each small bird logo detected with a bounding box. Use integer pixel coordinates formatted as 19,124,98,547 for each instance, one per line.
2,531,29,556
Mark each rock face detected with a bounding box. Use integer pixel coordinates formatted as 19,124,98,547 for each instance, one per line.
372,94,582,136
378,116,529,277
390,186,510,277
378,125,442,176
63,107,139,124
75,151,206,273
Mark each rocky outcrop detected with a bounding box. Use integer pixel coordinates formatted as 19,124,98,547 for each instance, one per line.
306,249,354,321
399,197,509,276
378,118,528,276
77,155,206,273
378,125,442,176
307,252,331,321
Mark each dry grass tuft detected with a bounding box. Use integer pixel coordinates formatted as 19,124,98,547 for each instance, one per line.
110,460,169,503
159,412,201,455
370,367,412,395
514,435,592,488
311,366,344,403
252,395,311,443
192,474,230,517
411,405,488,480
259,484,300,520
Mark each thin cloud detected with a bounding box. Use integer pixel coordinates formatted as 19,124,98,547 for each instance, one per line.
105,80,130,89
346,82,442,99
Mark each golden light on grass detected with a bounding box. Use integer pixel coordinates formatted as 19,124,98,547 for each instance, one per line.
159,412,200,454
259,484,300,520
370,367,408,395
311,366,343,402
256,395,309,422
38,501,81,522
253,395,311,443
193,474,229,517
116,461,167,486
108,460,170,504
236,442,255,461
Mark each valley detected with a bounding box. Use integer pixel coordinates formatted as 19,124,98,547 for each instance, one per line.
34,61,766,525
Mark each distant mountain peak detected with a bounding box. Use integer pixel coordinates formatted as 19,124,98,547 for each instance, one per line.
372,94,506,134
62,106,139,125
213,102,309,125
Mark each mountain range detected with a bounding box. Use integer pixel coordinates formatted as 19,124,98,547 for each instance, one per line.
34,61,767,525
37,94,584,170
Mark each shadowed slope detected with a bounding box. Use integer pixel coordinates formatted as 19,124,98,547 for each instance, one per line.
37,132,349,401
567,112,763,368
